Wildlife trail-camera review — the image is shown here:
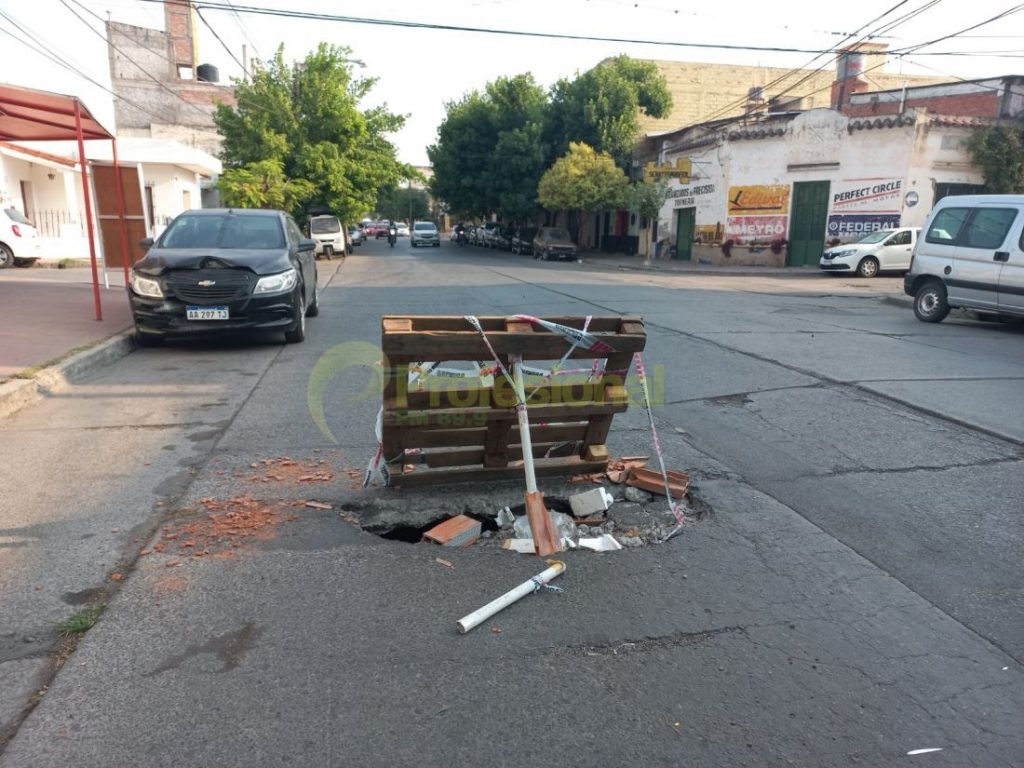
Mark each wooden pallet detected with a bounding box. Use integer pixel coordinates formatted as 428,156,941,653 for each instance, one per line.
380,315,646,486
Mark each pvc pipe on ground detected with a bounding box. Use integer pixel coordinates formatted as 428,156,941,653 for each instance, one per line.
456,561,565,634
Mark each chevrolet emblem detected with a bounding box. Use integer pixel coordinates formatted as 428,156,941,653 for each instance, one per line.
197,279,216,287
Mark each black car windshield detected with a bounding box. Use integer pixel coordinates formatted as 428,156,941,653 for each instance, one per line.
159,214,285,249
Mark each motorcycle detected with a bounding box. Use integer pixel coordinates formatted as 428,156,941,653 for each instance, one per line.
455,229,466,247
388,227,397,247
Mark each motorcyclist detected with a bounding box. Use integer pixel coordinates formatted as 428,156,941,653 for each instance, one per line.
388,223,397,247
455,222,466,246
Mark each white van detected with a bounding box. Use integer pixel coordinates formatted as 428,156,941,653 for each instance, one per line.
904,195,1024,323
308,215,347,259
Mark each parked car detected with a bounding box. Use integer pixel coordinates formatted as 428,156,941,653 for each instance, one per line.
490,226,514,250
308,214,346,259
480,222,501,248
511,227,538,255
375,221,393,239
410,220,440,248
128,209,318,345
348,226,363,246
0,206,41,268
904,194,1024,323
465,225,480,246
532,227,578,261
396,223,410,237
820,227,920,277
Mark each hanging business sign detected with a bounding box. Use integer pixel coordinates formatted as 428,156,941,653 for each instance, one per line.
645,157,692,184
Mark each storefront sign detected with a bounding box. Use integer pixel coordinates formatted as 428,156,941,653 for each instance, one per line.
830,178,903,213
727,185,790,215
670,183,715,208
645,157,692,183
827,213,901,237
725,215,788,242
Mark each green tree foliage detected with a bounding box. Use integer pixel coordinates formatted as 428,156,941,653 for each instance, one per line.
547,56,671,168
215,43,410,222
537,143,630,242
219,158,316,211
428,74,549,222
628,178,669,255
376,184,432,222
968,121,1024,193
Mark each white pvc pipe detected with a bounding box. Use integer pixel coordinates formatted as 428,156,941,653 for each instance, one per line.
511,356,538,494
456,561,565,634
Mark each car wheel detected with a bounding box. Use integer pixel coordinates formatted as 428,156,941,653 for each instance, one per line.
857,256,879,278
324,246,334,260
914,280,950,323
0,244,13,269
306,280,320,318
285,291,307,343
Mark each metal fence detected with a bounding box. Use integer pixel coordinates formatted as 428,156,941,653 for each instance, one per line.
30,209,85,238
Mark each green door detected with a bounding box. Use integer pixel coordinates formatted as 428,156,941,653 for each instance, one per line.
788,181,830,266
675,207,695,261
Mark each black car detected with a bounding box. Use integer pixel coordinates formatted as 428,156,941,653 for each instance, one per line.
128,209,319,345
510,227,537,255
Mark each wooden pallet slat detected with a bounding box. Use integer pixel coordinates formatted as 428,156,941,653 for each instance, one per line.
379,315,645,486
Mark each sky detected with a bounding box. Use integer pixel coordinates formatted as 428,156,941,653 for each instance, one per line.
0,0,1021,165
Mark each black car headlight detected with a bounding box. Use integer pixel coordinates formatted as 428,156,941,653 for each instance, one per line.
130,272,164,298
254,268,298,296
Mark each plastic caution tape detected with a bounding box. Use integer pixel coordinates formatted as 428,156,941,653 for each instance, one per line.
363,406,390,488
633,352,686,534
513,314,615,354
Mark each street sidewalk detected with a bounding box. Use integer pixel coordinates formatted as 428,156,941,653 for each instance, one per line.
0,268,134,417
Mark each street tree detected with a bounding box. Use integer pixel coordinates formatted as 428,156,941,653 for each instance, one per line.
429,74,549,222
968,120,1024,193
537,143,630,246
376,184,432,222
628,178,670,260
547,56,672,168
215,43,410,223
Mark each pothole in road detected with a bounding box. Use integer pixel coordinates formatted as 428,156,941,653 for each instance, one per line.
344,490,711,550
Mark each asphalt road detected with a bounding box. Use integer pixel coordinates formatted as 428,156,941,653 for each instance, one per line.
1,238,1021,767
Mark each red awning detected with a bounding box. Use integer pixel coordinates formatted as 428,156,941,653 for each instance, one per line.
0,83,113,141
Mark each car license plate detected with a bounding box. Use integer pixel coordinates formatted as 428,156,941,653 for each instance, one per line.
186,306,229,321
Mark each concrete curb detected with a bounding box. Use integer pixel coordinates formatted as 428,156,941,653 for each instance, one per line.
577,259,824,278
0,330,136,421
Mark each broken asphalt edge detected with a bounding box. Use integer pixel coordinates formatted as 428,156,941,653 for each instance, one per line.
0,330,136,421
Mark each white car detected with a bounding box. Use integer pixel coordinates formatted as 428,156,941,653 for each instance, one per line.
820,227,920,278
396,223,410,237
0,206,41,268
410,221,440,248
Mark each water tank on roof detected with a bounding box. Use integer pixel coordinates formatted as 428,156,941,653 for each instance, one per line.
197,63,220,83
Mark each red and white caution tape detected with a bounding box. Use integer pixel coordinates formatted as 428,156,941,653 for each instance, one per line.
634,352,686,537
513,314,615,354
363,406,390,488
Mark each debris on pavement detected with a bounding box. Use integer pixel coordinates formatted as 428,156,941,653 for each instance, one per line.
569,487,614,518
496,506,515,528
423,515,482,547
243,457,335,484
625,467,690,499
153,497,299,558
434,557,455,569
577,535,623,552
906,748,944,756
501,539,538,554
456,560,565,634
301,501,333,510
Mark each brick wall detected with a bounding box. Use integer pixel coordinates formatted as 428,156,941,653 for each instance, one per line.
843,91,1001,118
164,0,193,70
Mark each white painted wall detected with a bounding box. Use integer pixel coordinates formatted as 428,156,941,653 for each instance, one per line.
654,108,987,253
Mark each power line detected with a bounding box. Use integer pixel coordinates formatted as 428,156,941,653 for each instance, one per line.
224,0,261,60
0,8,176,125
60,0,213,119
692,0,942,127
193,6,247,72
